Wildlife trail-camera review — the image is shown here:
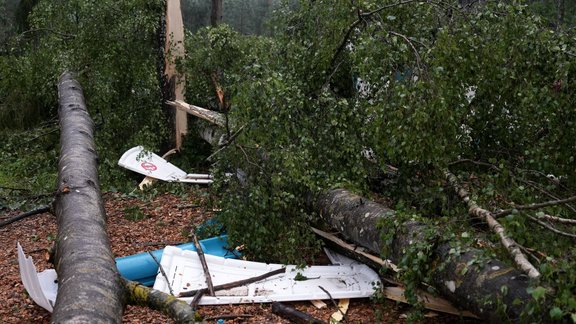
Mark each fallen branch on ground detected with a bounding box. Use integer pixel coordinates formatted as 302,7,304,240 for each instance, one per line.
203,314,253,321
536,213,576,225
123,278,199,322
443,169,540,278
272,302,327,324
178,267,286,298
193,234,215,296
148,251,174,295
132,241,185,247
0,205,52,228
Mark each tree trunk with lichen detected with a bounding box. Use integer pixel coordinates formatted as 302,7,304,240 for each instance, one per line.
52,72,198,323
123,279,199,322
315,189,540,322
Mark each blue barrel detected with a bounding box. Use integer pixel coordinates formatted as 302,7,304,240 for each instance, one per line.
116,235,236,286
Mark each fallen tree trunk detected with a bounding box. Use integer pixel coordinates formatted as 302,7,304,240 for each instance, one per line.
314,189,539,322
52,72,197,323
52,72,126,322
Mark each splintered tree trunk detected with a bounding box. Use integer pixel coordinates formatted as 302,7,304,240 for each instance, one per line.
315,189,538,322
52,72,126,322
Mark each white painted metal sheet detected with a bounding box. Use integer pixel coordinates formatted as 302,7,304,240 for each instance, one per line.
153,246,381,305
17,242,57,312
118,146,212,184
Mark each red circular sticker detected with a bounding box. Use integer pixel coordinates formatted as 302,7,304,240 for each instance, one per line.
141,162,157,171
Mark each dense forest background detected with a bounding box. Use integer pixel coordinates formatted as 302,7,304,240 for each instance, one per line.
1,0,576,321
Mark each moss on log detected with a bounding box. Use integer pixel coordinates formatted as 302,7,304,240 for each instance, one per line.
123,279,199,323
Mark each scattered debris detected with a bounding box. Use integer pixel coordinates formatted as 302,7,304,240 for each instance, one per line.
319,230,479,319
310,299,328,309
17,235,237,312
383,287,479,318
116,235,236,286
153,246,381,305
272,302,327,324
118,146,213,185
17,242,57,312
329,299,349,323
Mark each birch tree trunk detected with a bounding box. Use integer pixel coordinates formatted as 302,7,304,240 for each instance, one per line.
52,72,126,322
315,189,541,322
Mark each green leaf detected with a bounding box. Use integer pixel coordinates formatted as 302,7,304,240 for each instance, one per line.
549,307,563,320
529,286,547,301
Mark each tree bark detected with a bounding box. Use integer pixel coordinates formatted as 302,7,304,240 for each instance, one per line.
164,0,187,149
52,72,126,322
272,302,327,324
53,72,199,323
314,189,540,322
123,279,198,323
210,0,223,27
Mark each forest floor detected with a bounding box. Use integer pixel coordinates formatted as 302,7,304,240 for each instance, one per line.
0,188,479,323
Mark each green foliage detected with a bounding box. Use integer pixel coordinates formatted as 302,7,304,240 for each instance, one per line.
0,0,18,45
0,125,58,210
184,20,369,263
0,0,169,191
183,0,576,319
1,0,575,319
526,0,576,29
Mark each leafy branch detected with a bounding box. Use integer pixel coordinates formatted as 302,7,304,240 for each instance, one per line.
325,0,420,85
494,195,576,218
444,169,540,278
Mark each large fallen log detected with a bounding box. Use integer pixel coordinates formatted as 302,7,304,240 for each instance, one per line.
314,189,539,322
52,72,126,322
52,72,197,322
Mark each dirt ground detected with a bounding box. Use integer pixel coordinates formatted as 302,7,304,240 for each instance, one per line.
0,189,478,323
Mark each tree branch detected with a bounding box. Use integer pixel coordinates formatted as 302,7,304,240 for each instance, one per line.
166,100,226,127
388,30,424,73
0,205,52,228
193,234,215,296
123,279,199,323
147,251,174,296
178,267,286,298
536,213,576,225
360,0,420,17
494,195,576,218
527,216,576,239
325,0,419,85
444,169,540,278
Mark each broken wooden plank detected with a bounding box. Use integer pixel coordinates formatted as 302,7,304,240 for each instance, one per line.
383,287,479,319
